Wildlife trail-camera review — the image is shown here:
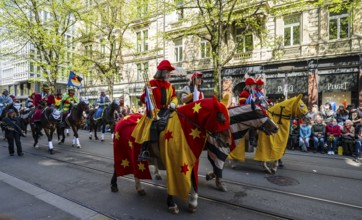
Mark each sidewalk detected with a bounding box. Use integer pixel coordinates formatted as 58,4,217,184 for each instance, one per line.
0,171,109,220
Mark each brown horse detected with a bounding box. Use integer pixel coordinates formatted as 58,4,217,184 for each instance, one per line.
57,100,89,148
111,97,232,214
88,100,121,141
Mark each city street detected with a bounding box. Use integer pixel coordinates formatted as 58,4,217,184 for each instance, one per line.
0,129,361,220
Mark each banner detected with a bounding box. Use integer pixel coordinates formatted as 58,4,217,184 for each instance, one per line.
67,71,82,89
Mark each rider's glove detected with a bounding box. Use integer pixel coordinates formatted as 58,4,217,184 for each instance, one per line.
169,102,177,111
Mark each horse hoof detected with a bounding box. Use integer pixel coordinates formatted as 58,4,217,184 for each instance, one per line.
155,174,162,180
101,139,104,142
89,137,92,140
72,144,75,147
137,189,146,196
66,133,69,136
111,185,119,192
49,149,54,155
58,142,62,145
77,145,81,149
34,144,39,149
188,204,197,213
206,172,216,181
95,137,98,140
216,182,228,192
168,204,179,214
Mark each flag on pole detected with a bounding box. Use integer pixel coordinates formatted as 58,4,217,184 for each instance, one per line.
67,71,83,89
193,85,200,102
245,93,253,104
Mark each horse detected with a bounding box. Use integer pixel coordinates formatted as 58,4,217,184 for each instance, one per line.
111,96,232,214
0,103,19,120
31,107,62,154
204,104,279,191
19,107,35,134
254,94,309,174
57,100,89,148
88,100,121,141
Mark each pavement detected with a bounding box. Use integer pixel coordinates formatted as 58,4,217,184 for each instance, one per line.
0,170,109,220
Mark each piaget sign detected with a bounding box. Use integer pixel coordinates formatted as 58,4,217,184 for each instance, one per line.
326,82,348,91
318,73,357,92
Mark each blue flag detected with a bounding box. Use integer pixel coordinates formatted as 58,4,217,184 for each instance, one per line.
67,71,82,89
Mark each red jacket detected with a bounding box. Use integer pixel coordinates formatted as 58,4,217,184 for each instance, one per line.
140,79,177,111
326,124,341,137
34,93,55,107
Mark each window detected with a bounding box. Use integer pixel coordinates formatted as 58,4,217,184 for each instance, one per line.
174,38,183,62
200,39,211,59
100,39,106,58
284,14,300,46
137,0,149,17
136,62,148,81
85,45,92,57
329,9,349,40
136,30,148,52
235,28,253,53
175,0,184,20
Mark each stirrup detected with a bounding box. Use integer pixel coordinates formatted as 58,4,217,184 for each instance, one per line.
138,150,151,161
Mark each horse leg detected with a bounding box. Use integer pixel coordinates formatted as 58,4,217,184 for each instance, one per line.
89,125,93,140
188,170,199,213
32,125,39,149
101,124,105,141
47,128,54,154
110,169,119,192
135,177,146,196
94,124,99,140
263,161,273,174
73,126,81,148
167,195,179,214
271,160,279,174
278,159,284,168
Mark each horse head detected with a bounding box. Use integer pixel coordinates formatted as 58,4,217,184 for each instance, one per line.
177,96,232,148
292,94,309,123
110,100,121,114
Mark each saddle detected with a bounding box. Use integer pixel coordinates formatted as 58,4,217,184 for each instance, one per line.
20,108,34,119
50,109,62,121
150,109,171,142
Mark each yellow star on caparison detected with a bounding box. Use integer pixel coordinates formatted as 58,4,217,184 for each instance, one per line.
189,128,201,139
138,163,146,172
115,132,120,140
192,102,202,113
128,140,133,149
136,118,140,123
121,159,129,168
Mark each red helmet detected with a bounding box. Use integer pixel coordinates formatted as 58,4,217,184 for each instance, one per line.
256,79,264,85
245,77,256,85
157,60,175,71
191,71,203,80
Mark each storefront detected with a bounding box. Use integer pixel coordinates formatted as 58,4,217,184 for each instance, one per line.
318,72,359,110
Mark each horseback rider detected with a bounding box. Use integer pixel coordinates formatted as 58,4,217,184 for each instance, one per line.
0,89,13,116
25,93,36,109
254,79,269,109
54,91,63,110
181,71,204,104
239,77,256,105
94,89,110,120
32,84,55,123
60,88,78,129
132,60,178,161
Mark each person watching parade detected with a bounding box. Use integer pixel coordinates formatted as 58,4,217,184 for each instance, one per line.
1,109,26,156
132,59,178,160
181,71,204,104
239,77,256,105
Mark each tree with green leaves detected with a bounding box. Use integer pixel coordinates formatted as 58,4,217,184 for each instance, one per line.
0,0,81,90
75,0,157,99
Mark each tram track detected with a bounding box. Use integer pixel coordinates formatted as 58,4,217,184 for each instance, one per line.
5,142,362,219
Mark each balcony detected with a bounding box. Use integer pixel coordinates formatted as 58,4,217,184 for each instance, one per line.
234,51,253,60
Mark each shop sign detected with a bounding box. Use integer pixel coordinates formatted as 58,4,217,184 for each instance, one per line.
318,73,357,92
266,76,308,94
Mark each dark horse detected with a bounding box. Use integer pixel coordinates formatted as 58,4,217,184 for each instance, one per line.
88,100,120,141
57,100,89,148
31,107,62,154
19,107,35,134
111,97,232,214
